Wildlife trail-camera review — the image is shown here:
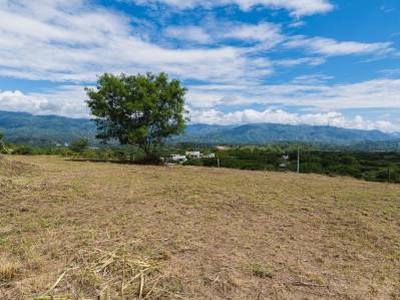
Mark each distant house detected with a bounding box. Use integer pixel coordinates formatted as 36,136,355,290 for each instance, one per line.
186,151,216,159
167,151,216,164
186,151,201,158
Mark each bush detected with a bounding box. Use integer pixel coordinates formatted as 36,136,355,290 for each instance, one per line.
69,138,89,152
13,145,34,155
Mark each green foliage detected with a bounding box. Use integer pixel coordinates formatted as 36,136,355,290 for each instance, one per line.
180,145,400,183
13,145,34,155
86,72,187,159
0,131,7,154
69,138,89,152
4,136,400,184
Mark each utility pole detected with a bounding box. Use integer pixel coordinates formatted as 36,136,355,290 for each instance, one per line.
297,147,300,174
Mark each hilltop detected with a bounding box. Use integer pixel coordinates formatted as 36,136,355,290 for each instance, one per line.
1,156,399,299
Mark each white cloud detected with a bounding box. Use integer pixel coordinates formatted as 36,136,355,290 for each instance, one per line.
164,26,212,44
0,86,89,118
188,108,399,132
133,0,334,16
291,74,333,84
164,21,284,51
273,57,325,67
221,22,283,45
186,79,400,111
285,36,393,56
0,0,393,87
0,0,273,84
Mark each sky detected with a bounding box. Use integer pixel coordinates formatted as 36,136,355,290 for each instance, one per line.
0,0,400,132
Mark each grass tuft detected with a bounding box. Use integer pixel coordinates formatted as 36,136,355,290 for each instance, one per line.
251,264,274,279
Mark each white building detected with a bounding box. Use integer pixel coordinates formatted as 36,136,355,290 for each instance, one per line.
186,151,201,158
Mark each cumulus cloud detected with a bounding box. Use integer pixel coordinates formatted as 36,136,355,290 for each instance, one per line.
0,86,89,118
188,108,399,132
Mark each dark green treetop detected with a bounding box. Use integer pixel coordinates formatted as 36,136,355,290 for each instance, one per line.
86,72,187,159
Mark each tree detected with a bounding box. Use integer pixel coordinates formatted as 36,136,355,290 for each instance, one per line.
69,138,89,152
86,72,187,160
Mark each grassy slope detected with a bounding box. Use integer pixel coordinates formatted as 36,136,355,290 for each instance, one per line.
0,156,399,299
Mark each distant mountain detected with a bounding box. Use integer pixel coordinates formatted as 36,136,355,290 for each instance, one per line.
0,110,95,145
0,110,397,147
174,123,395,146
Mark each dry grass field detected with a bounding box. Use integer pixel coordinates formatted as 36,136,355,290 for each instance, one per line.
0,155,399,299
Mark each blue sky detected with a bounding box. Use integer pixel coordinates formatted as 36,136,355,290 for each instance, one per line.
0,0,399,131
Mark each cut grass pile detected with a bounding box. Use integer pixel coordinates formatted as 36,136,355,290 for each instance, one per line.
0,155,399,299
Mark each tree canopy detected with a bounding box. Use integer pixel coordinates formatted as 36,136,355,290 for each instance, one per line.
86,72,187,159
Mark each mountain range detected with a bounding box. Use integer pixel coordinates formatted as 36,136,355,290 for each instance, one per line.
0,110,398,149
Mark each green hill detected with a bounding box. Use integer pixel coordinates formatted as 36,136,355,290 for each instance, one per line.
0,110,397,147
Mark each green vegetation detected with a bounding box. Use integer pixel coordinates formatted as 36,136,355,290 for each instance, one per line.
1,129,399,183
183,146,400,183
0,131,4,153
0,131,12,154
69,138,89,152
86,72,187,160
2,139,400,183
